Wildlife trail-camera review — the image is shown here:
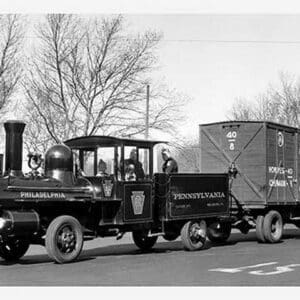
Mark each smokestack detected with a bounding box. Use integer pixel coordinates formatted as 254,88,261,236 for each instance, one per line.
4,120,26,177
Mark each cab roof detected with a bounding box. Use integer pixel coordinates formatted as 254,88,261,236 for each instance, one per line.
64,135,166,150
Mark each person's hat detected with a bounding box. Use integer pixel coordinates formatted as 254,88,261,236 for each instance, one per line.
161,147,170,154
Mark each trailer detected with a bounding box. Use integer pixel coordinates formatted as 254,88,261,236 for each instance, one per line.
0,121,230,264
200,120,300,243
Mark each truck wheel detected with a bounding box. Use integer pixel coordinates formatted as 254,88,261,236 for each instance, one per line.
45,215,83,264
263,210,283,243
132,231,158,251
207,222,231,243
180,220,207,251
0,238,30,261
256,215,266,243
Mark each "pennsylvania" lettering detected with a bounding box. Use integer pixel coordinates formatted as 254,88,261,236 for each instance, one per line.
20,192,66,199
173,192,225,201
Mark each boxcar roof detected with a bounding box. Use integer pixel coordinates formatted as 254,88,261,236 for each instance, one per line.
200,120,299,131
64,135,166,149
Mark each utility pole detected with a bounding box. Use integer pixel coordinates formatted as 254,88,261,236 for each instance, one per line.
145,84,150,139
144,84,150,174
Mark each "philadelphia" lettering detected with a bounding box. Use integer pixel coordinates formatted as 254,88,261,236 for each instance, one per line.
20,192,66,199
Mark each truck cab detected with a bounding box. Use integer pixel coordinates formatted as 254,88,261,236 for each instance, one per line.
64,136,164,227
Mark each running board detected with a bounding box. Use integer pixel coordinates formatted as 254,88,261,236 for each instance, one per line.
148,232,165,237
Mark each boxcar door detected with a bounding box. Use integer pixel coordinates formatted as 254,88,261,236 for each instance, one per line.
267,128,297,203
283,130,297,202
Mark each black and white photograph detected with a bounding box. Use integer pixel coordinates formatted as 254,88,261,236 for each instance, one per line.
1,0,300,292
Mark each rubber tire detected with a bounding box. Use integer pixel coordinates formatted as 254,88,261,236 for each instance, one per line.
207,222,231,243
180,220,207,251
163,233,179,241
132,231,158,251
45,215,83,264
256,215,266,243
0,239,30,261
263,210,283,243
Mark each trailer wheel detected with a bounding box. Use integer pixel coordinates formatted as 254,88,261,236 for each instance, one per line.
45,215,83,264
0,238,30,261
256,215,266,243
207,222,231,243
263,210,283,243
181,220,207,251
132,231,158,251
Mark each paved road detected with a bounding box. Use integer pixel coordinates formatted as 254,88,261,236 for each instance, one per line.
1,226,300,286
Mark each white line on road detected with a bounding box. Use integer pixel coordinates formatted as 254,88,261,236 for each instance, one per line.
209,262,278,273
249,264,300,276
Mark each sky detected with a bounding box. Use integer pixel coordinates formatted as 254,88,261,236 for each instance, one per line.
4,2,300,144
12,13,300,142
124,14,300,139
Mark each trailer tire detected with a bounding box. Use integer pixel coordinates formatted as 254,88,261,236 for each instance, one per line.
0,238,29,261
181,220,207,251
132,231,158,251
256,215,266,243
207,222,231,243
45,215,83,264
263,210,283,243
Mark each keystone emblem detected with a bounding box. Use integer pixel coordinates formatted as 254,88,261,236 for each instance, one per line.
103,180,113,197
131,191,145,215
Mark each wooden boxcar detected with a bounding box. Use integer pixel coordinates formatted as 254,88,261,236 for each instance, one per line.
199,121,300,243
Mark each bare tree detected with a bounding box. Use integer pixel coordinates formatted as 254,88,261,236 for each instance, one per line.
227,72,300,127
0,14,24,113
175,141,201,173
23,14,185,152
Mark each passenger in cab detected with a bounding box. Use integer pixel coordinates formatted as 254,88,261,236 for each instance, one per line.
125,164,136,181
161,148,178,174
125,149,145,180
96,159,108,177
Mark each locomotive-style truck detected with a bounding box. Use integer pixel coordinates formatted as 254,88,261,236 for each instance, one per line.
0,120,230,264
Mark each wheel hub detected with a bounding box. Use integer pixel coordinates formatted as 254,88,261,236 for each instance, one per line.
190,223,205,243
58,226,76,253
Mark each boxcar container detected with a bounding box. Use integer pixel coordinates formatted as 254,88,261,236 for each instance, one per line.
199,121,300,243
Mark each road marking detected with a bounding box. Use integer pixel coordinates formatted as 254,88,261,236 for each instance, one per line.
249,264,300,275
209,262,278,273
210,262,300,276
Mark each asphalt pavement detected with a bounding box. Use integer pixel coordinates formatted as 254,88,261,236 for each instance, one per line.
1,226,300,286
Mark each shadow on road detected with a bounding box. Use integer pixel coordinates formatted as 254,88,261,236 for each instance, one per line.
210,228,300,248
0,241,186,266
1,228,300,265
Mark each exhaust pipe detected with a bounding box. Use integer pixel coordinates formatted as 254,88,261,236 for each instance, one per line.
4,120,26,177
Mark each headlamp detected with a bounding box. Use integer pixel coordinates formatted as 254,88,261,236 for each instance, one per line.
0,217,6,230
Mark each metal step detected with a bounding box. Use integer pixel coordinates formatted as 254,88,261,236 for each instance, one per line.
148,232,165,237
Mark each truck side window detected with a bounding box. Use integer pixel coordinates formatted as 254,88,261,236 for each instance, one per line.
82,151,95,176
139,148,150,179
